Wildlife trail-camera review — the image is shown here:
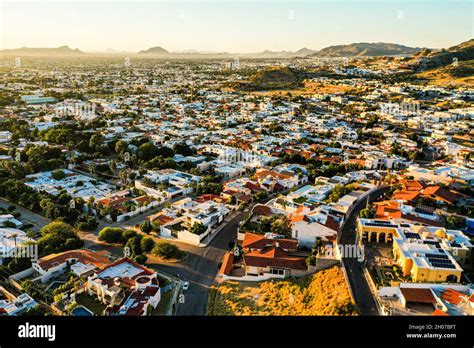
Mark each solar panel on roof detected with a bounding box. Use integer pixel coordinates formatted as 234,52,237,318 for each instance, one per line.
366,222,398,228
425,253,449,260
428,257,456,269
405,232,421,239
423,240,441,248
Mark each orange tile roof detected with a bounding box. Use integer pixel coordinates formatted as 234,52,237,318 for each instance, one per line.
134,195,153,204
432,309,450,316
251,204,273,216
149,214,174,225
400,288,436,304
324,215,340,232
255,170,292,180
348,159,367,166
290,213,305,223
38,249,111,272
244,246,307,270
219,252,234,276
402,179,426,191
242,232,298,250
97,196,131,208
375,204,403,220
393,190,420,202
195,194,221,203
422,186,460,204
441,288,465,306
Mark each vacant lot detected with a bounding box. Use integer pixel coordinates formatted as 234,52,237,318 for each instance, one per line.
207,266,358,316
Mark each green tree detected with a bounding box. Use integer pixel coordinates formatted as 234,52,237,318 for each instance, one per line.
138,142,159,161
115,140,129,154
141,237,155,253
190,222,207,235
306,255,317,267
173,143,194,156
140,220,153,234
152,242,185,260
51,169,66,180
98,227,124,243
122,229,137,240
359,208,375,219
37,221,83,256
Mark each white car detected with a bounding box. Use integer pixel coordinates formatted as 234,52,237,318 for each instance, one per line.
182,281,190,291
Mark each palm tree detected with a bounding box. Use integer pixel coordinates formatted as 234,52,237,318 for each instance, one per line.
11,233,18,248
109,160,117,176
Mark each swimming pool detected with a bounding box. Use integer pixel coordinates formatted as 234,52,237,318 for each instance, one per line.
71,305,94,316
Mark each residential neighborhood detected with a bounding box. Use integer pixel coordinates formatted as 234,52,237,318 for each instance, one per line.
0,1,472,330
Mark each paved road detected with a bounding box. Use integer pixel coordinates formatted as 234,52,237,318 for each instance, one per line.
339,186,391,316
152,211,248,315
0,198,50,232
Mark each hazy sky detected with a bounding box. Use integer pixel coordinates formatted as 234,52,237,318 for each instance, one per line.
1,0,472,52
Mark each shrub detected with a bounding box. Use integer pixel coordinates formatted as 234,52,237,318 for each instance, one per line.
134,254,148,265
152,242,185,260
74,214,98,231
98,227,124,243
190,222,207,235
51,169,67,181
141,237,155,253
306,255,317,267
2,220,17,228
140,220,153,234
122,229,137,240
125,235,143,257
37,221,83,256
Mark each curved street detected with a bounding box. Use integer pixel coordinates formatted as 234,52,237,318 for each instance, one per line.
339,185,391,316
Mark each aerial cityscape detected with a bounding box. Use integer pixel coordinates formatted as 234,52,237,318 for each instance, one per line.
0,0,472,345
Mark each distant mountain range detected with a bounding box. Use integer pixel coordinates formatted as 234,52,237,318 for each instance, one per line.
0,45,84,55
138,46,170,55
410,39,474,69
312,42,422,57
136,46,317,58
0,42,445,58
411,39,474,87
250,48,317,58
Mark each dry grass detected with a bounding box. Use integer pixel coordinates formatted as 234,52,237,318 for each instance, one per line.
248,82,361,96
415,60,474,87
207,266,358,316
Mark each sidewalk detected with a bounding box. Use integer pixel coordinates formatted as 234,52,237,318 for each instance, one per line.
154,270,182,316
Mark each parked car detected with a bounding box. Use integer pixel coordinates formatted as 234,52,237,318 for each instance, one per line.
182,281,190,291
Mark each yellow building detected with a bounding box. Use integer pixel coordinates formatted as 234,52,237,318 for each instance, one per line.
357,219,472,283
392,229,463,283
357,219,400,243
